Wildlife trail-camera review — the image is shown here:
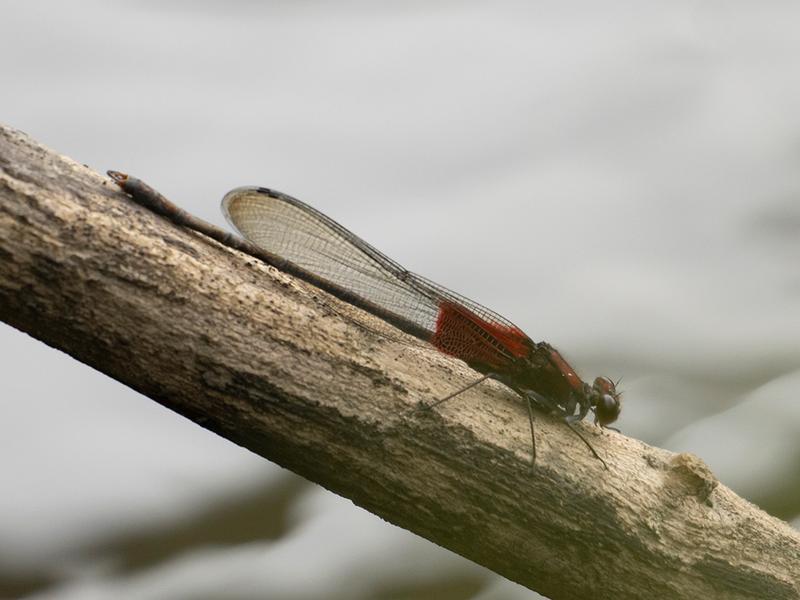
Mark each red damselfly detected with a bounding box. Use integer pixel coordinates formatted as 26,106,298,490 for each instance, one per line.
108,171,621,468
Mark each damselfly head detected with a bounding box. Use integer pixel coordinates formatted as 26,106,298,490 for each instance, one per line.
590,376,621,427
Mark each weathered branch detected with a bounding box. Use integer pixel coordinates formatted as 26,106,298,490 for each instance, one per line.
1,123,798,600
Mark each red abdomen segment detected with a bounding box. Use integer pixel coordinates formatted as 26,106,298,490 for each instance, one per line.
431,300,532,370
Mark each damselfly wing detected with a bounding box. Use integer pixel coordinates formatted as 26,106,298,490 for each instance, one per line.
222,188,531,370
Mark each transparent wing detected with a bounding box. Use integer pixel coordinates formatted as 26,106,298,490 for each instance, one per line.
221,187,532,362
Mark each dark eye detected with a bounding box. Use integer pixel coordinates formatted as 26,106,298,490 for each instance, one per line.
596,394,620,426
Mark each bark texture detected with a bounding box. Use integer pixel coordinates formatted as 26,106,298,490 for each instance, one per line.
1,123,798,600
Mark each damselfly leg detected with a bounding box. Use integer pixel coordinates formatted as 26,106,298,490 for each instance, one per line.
524,395,536,471
412,373,541,468
412,372,496,413
564,415,609,470
413,378,608,470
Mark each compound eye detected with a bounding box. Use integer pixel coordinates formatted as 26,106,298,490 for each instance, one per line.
596,393,621,426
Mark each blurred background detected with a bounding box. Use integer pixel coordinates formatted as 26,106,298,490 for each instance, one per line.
2,2,799,599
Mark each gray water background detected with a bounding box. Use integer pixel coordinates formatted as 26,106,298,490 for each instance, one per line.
2,2,799,598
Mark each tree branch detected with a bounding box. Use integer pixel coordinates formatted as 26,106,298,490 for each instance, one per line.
1,123,798,600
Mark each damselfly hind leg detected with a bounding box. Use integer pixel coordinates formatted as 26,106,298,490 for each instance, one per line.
413,373,539,471
410,372,496,414
564,415,609,470
524,395,536,472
